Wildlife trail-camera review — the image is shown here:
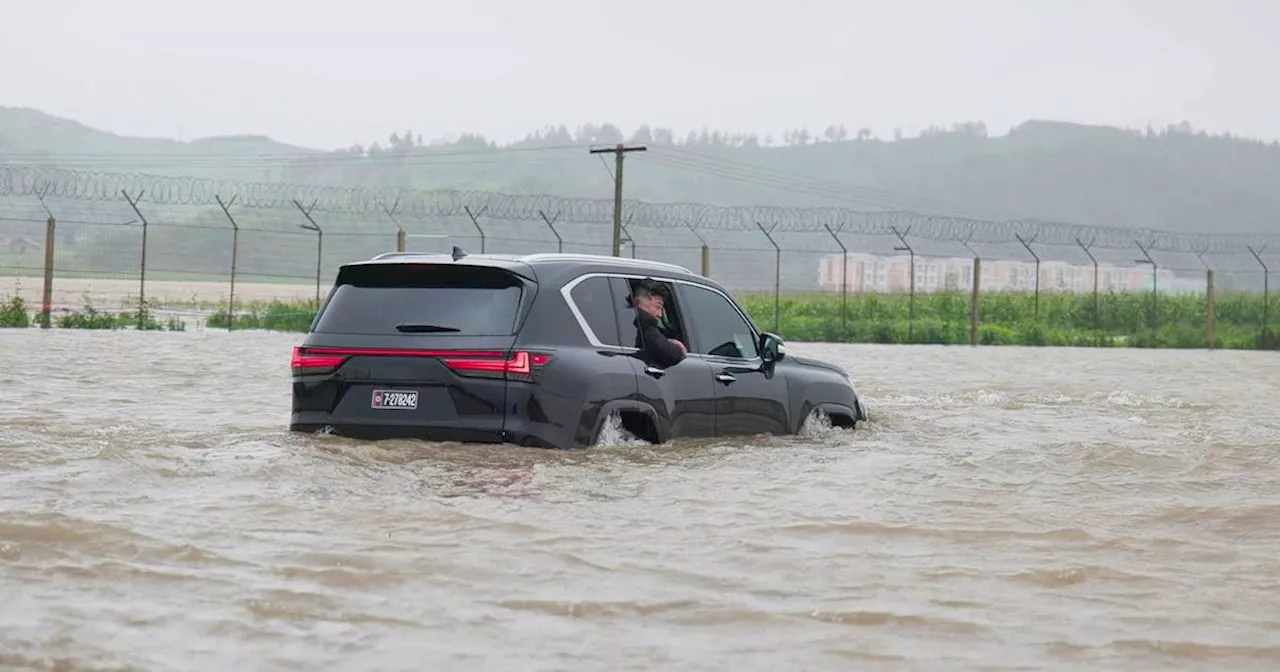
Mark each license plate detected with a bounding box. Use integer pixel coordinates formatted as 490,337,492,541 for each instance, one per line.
372,389,418,410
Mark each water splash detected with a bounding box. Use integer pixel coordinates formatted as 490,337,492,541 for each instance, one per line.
591,410,650,449
799,408,850,439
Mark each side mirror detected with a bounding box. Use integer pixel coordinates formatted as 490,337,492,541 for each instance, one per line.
759,332,786,363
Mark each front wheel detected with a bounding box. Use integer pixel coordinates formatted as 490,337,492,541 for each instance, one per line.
590,408,654,447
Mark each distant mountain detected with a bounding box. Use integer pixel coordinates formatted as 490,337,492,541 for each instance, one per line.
0,106,320,182
4,108,1280,236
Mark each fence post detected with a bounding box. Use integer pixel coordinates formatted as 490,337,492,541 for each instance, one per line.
1076,237,1100,346
215,195,240,331
619,213,636,258
1193,249,1215,349
685,222,709,277
538,210,563,253
119,189,150,326
30,186,56,328
755,222,781,333
463,205,488,253
1015,233,1041,321
622,217,637,257
41,215,55,329
293,199,324,306
1247,245,1269,343
378,198,406,253
957,235,980,347
970,258,981,346
1135,240,1157,339
891,225,915,342
822,223,848,336
1206,269,1217,349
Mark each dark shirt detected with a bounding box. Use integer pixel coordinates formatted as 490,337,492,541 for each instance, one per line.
633,309,685,368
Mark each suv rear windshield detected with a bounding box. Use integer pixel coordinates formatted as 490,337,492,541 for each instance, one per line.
312,263,526,336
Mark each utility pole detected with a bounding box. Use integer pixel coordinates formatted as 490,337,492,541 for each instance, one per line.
590,143,647,256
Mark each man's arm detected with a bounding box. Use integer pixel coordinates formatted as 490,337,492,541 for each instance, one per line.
634,310,686,367
641,322,686,367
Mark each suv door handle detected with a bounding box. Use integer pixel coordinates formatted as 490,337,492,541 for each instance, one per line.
644,366,666,378
715,373,736,384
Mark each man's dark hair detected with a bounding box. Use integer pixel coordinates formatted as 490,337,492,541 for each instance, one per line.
634,278,668,299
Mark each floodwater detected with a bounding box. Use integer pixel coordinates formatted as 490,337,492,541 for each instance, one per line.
1,329,1278,672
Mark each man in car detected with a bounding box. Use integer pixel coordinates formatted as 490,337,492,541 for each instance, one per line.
632,278,687,367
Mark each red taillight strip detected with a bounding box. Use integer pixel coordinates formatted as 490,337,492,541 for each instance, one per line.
290,346,551,375
443,351,532,374
303,347,504,359
291,347,347,370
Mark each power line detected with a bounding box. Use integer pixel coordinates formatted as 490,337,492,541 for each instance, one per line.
588,143,647,256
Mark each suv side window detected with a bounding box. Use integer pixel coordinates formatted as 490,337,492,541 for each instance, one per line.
679,284,760,360
608,277,639,349
609,276,691,351
569,276,622,345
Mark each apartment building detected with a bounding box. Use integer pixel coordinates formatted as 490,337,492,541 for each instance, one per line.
817,253,1179,294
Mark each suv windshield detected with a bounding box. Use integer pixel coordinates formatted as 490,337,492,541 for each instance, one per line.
312,263,525,336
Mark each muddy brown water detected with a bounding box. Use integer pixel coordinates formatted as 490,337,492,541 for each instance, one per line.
1,329,1278,671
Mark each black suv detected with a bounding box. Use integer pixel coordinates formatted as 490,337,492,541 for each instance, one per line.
290,250,868,449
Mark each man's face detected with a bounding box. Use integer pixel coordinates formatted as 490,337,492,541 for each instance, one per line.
635,291,664,318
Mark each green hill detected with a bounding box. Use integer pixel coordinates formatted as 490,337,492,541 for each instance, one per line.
270,119,1280,236
0,106,320,182
4,108,1280,237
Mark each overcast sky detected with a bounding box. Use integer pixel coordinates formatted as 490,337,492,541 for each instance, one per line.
3,0,1277,150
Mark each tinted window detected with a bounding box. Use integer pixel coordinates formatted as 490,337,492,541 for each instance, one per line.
679,284,759,359
313,264,524,335
609,277,639,348
568,276,621,345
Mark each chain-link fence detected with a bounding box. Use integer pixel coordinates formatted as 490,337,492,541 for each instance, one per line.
0,168,1274,348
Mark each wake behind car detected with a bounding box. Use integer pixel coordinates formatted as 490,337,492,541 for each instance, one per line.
290,249,868,449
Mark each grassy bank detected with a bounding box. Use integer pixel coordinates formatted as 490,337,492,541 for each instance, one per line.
736,290,1277,349
0,295,186,331
203,299,318,332
174,289,1280,350
3,289,1275,350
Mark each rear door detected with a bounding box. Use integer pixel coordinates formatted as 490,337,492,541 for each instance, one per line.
292,262,535,441
610,276,716,441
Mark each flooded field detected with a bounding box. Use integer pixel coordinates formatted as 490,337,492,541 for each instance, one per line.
0,276,314,312
1,329,1278,671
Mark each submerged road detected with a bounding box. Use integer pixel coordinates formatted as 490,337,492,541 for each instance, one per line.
1,330,1278,671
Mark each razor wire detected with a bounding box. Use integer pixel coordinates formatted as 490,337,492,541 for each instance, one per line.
2,163,1277,254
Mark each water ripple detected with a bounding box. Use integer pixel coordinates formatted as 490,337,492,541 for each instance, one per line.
1,331,1279,670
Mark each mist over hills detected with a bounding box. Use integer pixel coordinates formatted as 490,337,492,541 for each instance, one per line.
3,106,1280,237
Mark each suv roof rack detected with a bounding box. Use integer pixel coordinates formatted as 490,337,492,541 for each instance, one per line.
517,253,693,274
366,251,526,262
368,251,426,261
365,250,693,275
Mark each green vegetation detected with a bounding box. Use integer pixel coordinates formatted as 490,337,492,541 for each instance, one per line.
0,295,29,328
55,302,186,331
6,289,1257,350
0,294,186,331
205,299,317,332
4,286,1275,349
736,290,1277,349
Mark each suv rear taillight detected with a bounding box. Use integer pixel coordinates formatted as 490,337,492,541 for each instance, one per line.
289,346,551,379
442,351,551,381
291,346,346,372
